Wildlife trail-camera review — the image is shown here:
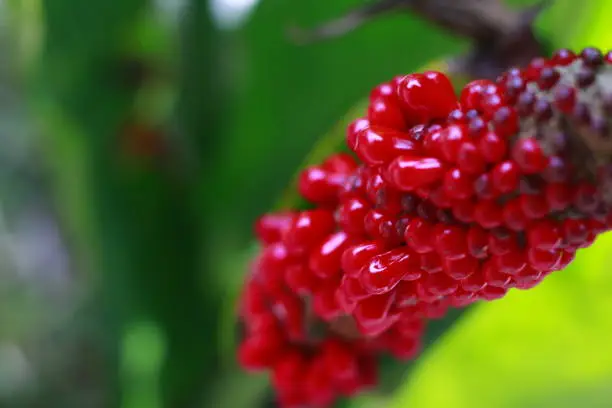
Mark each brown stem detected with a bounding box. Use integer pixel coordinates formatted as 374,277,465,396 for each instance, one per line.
289,0,550,80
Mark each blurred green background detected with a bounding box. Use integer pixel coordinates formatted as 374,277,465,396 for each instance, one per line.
0,0,611,407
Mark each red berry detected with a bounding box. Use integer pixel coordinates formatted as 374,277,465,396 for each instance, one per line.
467,226,489,259
502,198,528,231
452,199,475,223
397,72,458,125
482,260,512,287
460,79,494,111
310,231,355,279
346,118,369,150
479,131,507,163
551,48,577,66
313,284,343,320
353,292,398,336
355,127,419,165
443,256,479,279
512,138,549,174
545,182,572,211
527,219,563,250
457,142,487,174
492,106,519,137
360,248,421,294
527,247,563,272
341,241,384,277
494,249,527,275
520,193,549,219
443,168,475,199
285,263,320,295
255,212,295,244
404,218,435,253
299,166,344,205
422,272,458,297
433,224,468,260
386,156,447,191
473,199,503,228
440,124,469,162
337,196,369,235
491,161,521,193
368,97,407,130
284,210,336,255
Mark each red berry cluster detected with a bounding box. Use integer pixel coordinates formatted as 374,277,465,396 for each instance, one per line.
238,47,612,407
238,154,430,407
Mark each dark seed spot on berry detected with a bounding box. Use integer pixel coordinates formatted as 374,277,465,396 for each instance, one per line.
538,67,560,90
395,218,410,237
375,189,386,208
401,194,418,213
553,84,576,113
581,47,604,67
474,174,494,199
534,98,553,122
593,202,608,221
517,91,535,115
543,156,570,182
576,68,596,88
506,76,526,98
491,227,510,238
572,102,591,125
566,208,584,219
520,176,544,195
436,209,454,224
417,201,437,221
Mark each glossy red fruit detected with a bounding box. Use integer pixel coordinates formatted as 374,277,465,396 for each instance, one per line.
386,156,447,191
443,256,479,279
341,241,385,277
354,127,419,165
310,231,355,279
479,131,507,163
440,124,469,162
337,196,370,235
283,209,336,255
299,166,347,205
512,138,549,174
360,248,421,294
491,161,521,193
368,96,407,130
443,168,475,199
404,218,435,253
527,219,563,250
396,71,458,125
255,212,296,245
346,118,370,150
433,224,468,260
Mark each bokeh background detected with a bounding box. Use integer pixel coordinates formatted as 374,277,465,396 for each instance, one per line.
0,0,611,407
